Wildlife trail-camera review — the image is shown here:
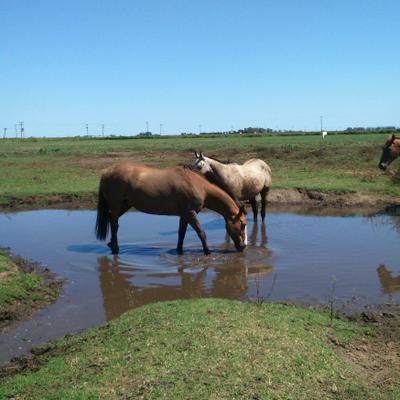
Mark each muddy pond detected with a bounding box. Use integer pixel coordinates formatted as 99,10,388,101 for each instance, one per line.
0,208,400,364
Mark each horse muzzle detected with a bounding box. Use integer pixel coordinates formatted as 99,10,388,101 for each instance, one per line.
234,242,246,252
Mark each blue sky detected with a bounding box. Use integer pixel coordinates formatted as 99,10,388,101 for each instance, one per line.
1,0,399,137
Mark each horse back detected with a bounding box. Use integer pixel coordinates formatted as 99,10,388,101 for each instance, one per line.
241,159,272,186
100,164,205,215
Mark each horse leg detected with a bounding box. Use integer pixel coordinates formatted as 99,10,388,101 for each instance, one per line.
108,212,120,254
177,217,188,254
250,197,258,221
186,211,210,255
107,202,130,254
261,187,269,222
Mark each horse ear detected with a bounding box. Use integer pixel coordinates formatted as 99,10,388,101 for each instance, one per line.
389,134,396,143
200,151,204,158
239,205,247,216
195,151,200,158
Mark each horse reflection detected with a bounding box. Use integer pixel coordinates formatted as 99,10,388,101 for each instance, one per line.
249,222,268,247
225,221,268,248
377,264,400,294
97,241,273,320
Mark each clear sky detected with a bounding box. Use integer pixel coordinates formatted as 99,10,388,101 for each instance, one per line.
1,0,399,137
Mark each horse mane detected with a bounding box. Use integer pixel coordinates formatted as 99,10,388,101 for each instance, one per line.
205,155,232,165
178,164,241,207
179,163,202,173
178,164,212,180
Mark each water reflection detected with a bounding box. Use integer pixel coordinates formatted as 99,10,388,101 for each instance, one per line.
1,208,400,365
250,222,268,247
97,238,272,320
97,221,273,321
377,264,400,294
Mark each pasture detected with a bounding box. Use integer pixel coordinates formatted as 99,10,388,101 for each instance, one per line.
1,132,399,207
1,132,400,399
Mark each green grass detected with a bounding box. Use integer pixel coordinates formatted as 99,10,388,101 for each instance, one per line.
0,133,399,206
1,299,398,399
0,250,57,317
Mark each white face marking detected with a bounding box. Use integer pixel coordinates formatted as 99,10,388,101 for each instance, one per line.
197,160,205,169
244,225,248,246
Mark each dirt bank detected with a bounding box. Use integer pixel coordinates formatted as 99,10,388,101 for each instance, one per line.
1,188,399,212
0,251,64,334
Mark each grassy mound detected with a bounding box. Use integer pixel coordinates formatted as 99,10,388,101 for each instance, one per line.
0,250,59,330
1,299,399,399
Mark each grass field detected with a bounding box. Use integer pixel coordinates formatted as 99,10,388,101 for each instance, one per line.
1,299,399,399
0,133,399,206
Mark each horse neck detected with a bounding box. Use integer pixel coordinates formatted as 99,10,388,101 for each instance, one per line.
203,182,238,220
207,158,228,177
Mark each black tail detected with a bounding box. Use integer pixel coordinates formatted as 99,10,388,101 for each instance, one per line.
95,187,109,240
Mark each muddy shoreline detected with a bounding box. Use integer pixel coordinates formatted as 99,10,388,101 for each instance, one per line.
0,250,64,335
1,188,399,212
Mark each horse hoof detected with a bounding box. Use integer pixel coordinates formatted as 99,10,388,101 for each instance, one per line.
107,241,112,248
204,249,211,256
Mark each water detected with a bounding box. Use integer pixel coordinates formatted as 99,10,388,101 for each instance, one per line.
0,209,399,364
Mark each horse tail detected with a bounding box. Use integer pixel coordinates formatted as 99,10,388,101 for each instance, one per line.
95,185,109,240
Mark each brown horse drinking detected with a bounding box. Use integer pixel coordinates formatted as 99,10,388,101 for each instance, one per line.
95,164,247,255
193,152,272,221
378,133,400,170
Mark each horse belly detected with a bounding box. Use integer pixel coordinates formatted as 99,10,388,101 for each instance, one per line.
128,193,181,216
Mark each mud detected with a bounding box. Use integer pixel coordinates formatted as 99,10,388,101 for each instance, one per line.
334,303,400,391
1,188,398,212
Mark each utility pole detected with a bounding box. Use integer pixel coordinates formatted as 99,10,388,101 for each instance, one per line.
19,122,24,138
3,128,7,139
101,124,105,137
159,123,162,135
86,123,89,136
14,124,18,138
320,116,323,133
146,121,149,133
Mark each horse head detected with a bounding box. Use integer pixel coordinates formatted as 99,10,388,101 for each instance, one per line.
193,151,213,174
225,205,247,252
379,134,400,171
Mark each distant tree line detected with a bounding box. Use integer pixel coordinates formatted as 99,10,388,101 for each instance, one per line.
344,126,397,133
179,126,399,137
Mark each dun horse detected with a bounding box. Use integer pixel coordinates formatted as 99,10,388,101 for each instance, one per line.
95,164,247,255
378,133,400,170
193,152,272,221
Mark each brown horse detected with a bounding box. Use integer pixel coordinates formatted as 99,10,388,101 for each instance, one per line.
378,133,400,170
95,164,247,255
193,152,272,221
